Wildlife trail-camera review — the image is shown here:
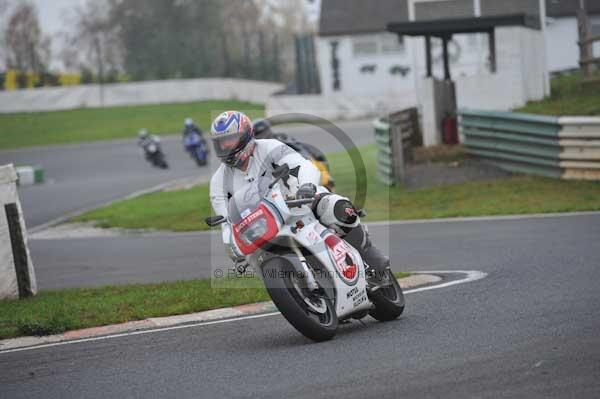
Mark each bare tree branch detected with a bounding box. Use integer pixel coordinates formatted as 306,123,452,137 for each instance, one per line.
4,1,51,73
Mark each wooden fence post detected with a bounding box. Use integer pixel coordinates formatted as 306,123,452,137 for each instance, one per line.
577,6,593,78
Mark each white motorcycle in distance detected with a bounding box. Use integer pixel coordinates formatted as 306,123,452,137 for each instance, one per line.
206,165,405,342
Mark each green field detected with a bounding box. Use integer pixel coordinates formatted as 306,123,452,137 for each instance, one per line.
0,100,264,149
75,144,600,231
516,73,600,116
0,272,411,339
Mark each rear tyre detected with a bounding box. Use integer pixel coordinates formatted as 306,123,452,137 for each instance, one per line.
369,270,405,321
152,153,169,169
262,257,338,342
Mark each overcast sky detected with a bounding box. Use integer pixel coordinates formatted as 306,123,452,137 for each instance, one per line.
31,0,87,35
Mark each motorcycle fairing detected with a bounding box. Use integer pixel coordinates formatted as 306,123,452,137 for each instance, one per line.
290,221,371,319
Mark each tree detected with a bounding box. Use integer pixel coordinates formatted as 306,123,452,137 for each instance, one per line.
4,2,51,74
0,0,9,69
251,0,318,83
57,0,312,83
60,0,123,80
107,0,226,80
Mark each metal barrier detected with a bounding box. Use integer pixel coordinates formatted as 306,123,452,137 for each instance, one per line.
460,109,600,180
373,108,420,185
559,117,600,180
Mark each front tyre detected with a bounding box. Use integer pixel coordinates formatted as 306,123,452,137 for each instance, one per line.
262,257,338,342
195,152,207,166
369,270,405,321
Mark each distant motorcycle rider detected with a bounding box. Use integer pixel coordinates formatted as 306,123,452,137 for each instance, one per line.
183,117,204,138
137,128,161,155
138,128,168,169
209,111,390,288
253,118,275,140
253,119,334,190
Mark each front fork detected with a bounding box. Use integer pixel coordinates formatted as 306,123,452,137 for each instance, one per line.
289,239,320,292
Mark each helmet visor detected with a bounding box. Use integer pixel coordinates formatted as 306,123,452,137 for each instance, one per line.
212,135,245,158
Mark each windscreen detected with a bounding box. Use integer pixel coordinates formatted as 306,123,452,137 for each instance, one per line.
228,177,271,225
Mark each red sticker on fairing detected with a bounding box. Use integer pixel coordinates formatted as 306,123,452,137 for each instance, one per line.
324,234,358,283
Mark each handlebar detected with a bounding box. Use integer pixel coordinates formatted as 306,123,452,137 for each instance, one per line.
285,198,314,208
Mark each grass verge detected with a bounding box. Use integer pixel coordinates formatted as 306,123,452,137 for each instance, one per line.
0,272,411,339
516,72,600,116
75,144,600,231
0,100,264,150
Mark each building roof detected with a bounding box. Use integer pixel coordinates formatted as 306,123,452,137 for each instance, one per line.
319,0,408,37
319,0,600,37
546,0,600,18
415,0,474,21
388,14,541,37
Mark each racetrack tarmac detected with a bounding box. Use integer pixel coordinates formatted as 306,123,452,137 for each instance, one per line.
3,213,598,398
0,120,374,228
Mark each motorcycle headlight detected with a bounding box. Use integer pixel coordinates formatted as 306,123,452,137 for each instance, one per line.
239,218,268,246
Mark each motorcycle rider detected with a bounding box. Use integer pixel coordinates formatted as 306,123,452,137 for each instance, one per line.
182,117,209,165
137,128,161,157
209,111,390,289
138,128,168,168
183,117,204,138
253,118,334,190
253,118,275,140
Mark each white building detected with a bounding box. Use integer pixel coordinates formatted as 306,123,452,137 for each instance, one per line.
316,0,599,96
267,0,599,145
545,0,600,72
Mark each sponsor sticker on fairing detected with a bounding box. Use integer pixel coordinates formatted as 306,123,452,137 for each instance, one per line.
307,230,319,245
324,234,358,284
234,208,265,234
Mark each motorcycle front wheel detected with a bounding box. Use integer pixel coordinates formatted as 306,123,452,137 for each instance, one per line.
262,257,338,342
195,153,207,166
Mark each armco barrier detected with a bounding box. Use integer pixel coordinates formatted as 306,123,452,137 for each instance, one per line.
559,117,600,180
459,109,600,180
373,108,420,185
373,118,394,185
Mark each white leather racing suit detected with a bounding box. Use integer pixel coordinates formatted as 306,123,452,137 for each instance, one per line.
209,138,361,262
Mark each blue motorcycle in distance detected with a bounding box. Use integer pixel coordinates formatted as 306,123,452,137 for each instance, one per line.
183,131,209,166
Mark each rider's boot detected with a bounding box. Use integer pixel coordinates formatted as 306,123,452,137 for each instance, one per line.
343,225,391,292
314,194,391,291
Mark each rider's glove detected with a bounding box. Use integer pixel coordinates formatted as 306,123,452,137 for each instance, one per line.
222,222,243,263
297,183,317,199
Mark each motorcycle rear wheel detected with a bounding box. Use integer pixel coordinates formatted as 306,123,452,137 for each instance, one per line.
262,257,338,342
368,270,405,321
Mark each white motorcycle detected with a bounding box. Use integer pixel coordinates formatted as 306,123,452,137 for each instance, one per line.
206,165,404,341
